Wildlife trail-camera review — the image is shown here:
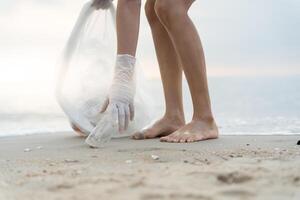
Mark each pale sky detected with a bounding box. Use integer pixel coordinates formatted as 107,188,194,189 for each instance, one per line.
0,0,300,84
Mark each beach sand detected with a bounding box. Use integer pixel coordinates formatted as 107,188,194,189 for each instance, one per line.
0,133,300,200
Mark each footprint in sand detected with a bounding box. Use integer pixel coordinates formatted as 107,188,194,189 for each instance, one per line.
168,193,212,200
47,183,74,191
219,189,255,197
141,193,211,200
219,189,255,199
141,193,165,200
117,147,165,153
217,171,252,184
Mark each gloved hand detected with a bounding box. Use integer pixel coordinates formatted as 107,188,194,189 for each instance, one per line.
101,54,136,132
91,0,113,10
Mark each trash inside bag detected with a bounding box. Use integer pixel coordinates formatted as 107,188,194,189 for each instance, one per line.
56,1,153,147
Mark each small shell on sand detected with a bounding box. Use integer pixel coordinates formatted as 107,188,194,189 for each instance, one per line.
151,155,159,160
64,159,79,163
125,160,133,164
24,148,31,152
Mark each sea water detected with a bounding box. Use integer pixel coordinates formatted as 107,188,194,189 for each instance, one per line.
0,76,300,137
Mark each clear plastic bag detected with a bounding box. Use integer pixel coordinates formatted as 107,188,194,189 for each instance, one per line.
56,1,153,147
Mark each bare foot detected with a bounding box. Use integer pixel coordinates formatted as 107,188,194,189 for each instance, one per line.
160,118,218,143
71,123,87,137
131,115,185,140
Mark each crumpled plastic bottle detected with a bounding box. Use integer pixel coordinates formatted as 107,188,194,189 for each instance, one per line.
86,112,116,147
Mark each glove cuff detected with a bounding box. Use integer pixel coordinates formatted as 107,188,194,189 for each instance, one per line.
116,54,136,69
113,54,136,83
109,54,137,102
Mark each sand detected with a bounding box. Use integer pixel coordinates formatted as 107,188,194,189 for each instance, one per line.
0,133,300,200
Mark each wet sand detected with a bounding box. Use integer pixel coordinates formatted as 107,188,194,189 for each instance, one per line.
0,133,300,200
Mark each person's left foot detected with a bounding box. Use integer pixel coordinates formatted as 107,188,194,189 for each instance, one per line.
160,119,219,143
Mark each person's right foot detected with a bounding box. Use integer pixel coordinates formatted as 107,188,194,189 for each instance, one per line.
131,115,185,140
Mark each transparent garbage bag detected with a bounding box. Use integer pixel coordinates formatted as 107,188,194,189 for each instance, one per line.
56,1,153,147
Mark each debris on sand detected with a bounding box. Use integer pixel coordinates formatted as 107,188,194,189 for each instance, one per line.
24,148,31,152
48,183,74,191
151,155,159,160
125,160,133,164
217,172,252,184
297,140,300,145
64,159,79,163
36,146,43,150
293,176,300,183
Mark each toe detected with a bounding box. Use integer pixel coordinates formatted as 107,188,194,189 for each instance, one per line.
165,136,174,143
131,132,145,140
132,129,159,140
187,137,195,143
184,134,196,143
160,136,168,142
181,135,193,143
179,138,187,143
174,132,187,143
170,138,177,143
161,135,174,143
171,135,181,143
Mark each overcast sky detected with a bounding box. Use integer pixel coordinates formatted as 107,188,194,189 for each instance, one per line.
0,0,299,83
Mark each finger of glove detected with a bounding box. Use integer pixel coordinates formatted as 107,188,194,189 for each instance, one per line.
124,105,130,131
117,104,125,133
100,98,109,113
129,103,135,121
108,104,118,128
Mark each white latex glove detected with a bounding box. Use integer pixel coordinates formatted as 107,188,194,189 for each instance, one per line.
91,0,113,10
101,54,136,132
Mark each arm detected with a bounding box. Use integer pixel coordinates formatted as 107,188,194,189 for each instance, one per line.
116,0,142,56
101,0,142,132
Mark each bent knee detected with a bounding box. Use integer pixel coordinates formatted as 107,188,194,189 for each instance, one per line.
145,0,158,25
154,0,187,27
120,0,142,6
124,0,142,3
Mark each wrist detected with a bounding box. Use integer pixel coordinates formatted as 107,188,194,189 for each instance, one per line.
113,54,136,82
116,54,136,69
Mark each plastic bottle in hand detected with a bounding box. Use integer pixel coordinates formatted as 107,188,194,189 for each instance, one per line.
85,111,117,147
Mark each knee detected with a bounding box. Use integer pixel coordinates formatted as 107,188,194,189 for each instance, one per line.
145,0,158,26
154,0,186,28
120,0,141,7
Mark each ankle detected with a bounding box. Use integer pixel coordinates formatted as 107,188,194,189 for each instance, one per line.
192,114,215,124
164,112,185,124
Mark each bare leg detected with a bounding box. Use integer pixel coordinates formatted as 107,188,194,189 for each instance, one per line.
117,0,141,56
132,0,185,140
154,0,218,143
